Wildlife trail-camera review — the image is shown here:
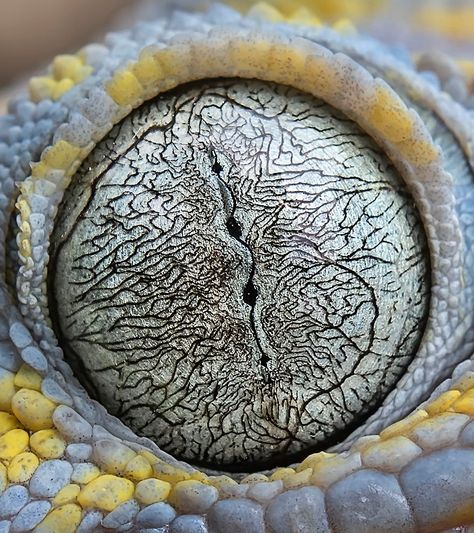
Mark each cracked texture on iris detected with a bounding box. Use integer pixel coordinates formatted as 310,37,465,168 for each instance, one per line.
49,79,430,469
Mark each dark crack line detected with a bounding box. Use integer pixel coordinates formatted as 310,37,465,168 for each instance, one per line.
211,151,271,374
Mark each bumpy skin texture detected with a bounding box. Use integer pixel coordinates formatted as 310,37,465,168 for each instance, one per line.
0,2,474,533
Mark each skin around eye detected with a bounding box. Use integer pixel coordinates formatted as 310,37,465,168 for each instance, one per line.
1,3,474,532
49,79,430,469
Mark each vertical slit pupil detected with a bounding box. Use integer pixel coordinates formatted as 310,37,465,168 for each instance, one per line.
225,216,257,307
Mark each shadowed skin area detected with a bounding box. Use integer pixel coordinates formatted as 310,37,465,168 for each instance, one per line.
50,80,429,470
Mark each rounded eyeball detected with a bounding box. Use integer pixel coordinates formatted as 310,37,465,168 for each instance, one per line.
49,79,430,469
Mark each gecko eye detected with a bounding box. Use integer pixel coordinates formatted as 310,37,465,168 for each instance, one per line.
3,6,474,531
10,18,472,483
48,78,430,470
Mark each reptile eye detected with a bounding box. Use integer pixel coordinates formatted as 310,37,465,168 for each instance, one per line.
4,4,474,531
48,79,430,469
10,4,474,485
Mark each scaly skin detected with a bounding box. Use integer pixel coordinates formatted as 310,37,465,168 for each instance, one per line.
0,2,473,532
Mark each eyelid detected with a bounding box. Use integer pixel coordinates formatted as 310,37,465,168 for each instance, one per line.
1,5,474,531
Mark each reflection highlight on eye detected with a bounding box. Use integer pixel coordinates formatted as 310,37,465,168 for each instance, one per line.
50,79,429,469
